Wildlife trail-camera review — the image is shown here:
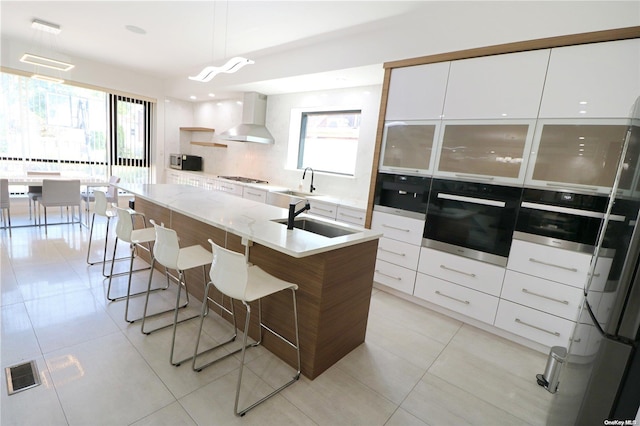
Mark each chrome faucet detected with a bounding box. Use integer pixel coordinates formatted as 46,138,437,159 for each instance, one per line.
288,199,311,229
303,167,316,193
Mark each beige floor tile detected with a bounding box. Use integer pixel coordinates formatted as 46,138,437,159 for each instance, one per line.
130,401,197,426
385,408,429,426
1,302,43,366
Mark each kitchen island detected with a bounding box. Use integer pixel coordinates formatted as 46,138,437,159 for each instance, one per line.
119,183,381,379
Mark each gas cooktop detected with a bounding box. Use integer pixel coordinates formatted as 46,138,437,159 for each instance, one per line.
218,176,269,184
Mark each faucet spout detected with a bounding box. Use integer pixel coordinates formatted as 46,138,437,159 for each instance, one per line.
302,167,316,193
287,199,311,230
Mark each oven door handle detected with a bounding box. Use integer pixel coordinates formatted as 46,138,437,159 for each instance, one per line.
520,202,625,221
437,193,506,208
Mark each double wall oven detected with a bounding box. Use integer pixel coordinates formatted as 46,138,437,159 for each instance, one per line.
423,179,523,267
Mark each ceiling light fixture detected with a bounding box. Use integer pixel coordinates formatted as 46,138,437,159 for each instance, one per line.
31,19,61,34
20,53,74,71
31,74,65,84
188,1,253,83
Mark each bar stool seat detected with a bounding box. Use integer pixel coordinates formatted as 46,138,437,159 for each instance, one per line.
141,220,212,367
192,239,301,417
107,206,168,322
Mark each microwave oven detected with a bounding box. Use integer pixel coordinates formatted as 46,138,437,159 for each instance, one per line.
170,154,202,171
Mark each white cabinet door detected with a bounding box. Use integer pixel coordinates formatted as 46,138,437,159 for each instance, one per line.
494,299,575,348
377,237,421,270
418,247,506,296
443,49,550,119
501,270,583,321
385,62,450,120
370,210,425,245
242,187,267,203
414,273,499,324
336,205,366,226
374,259,417,294
507,239,591,288
216,180,243,196
308,199,338,220
166,170,182,184
539,39,640,119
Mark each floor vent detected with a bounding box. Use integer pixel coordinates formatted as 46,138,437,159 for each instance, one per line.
5,361,41,395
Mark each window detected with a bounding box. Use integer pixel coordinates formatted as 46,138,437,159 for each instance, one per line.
0,72,151,185
298,110,361,176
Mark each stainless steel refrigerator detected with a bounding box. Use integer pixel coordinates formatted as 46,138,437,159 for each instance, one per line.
546,100,640,425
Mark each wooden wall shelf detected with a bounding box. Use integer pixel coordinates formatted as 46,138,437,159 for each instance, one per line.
190,141,227,148
180,127,215,132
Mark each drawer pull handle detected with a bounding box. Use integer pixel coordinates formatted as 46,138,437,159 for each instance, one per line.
440,264,476,278
245,191,262,196
522,288,569,305
515,318,560,337
435,290,470,305
378,247,406,257
220,185,234,191
314,207,334,213
340,213,363,220
571,338,582,343
382,224,410,232
375,270,402,281
528,258,579,273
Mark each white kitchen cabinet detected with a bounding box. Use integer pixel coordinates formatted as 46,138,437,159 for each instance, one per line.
443,49,550,119
501,270,583,321
242,187,267,203
308,199,338,220
539,38,640,119
418,247,506,297
377,237,421,271
336,205,366,226
215,179,243,196
433,120,535,184
525,118,630,193
385,62,450,120
166,169,202,187
494,299,576,348
507,239,592,289
414,273,499,324
166,170,183,184
370,210,425,246
379,120,439,175
374,259,417,295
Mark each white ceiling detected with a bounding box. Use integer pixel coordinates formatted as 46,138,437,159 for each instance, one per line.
1,1,430,100
2,1,638,101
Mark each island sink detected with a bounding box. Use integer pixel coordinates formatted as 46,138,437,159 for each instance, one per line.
273,217,358,238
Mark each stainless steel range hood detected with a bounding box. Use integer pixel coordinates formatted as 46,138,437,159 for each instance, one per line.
219,92,274,144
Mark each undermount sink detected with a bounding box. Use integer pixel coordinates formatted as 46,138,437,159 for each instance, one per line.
274,190,317,198
272,217,358,238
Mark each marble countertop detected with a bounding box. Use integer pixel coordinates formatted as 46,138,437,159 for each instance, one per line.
119,183,380,258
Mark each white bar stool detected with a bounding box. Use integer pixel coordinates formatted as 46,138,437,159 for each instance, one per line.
86,190,119,276
107,206,167,322
192,239,301,417
141,220,212,366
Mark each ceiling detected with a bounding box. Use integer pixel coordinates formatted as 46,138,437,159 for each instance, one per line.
1,1,431,100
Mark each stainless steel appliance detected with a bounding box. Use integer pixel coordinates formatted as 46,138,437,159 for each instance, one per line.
169,154,202,171
423,178,522,266
373,172,431,218
217,176,268,184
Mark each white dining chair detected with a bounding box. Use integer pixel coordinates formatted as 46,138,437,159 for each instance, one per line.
26,171,61,222
38,179,82,234
1,178,11,237
191,239,301,417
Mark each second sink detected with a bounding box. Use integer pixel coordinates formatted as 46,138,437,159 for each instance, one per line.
272,217,357,238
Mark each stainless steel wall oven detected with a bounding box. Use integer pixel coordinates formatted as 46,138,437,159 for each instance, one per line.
373,173,431,217
423,179,523,266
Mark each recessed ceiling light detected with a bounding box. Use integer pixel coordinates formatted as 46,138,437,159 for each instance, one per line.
125,25,146,35
579,101,588,105
579,110,587,114
208,93,215,97
190,95,197,100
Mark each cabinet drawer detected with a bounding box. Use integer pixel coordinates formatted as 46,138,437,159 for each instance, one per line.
371,210,425,245
336,205,366,226
309,200,338,220
418,248,505,296
414,273,499,324
501,270,583,321
494,299,575,348
374,260,416,295
377,237,421,270
242,187,267,203
216,181,243,196
507,239,591,288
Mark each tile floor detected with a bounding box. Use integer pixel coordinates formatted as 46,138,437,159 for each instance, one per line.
1,200,555,425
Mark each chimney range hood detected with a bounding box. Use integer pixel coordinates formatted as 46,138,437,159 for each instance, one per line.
219,92,274,144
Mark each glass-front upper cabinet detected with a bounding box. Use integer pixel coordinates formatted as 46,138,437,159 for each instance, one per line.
525,119,631,194
379,120,439,175
434,120,535,184
385,62,450,120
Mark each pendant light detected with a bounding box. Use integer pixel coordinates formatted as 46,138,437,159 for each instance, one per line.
20,18,74,83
